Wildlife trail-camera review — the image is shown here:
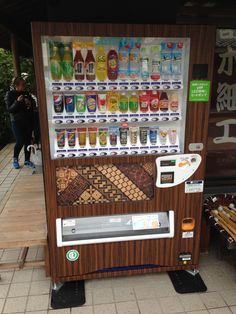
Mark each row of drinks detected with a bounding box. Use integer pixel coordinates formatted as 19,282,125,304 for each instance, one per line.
55,126,177,149
53,91,179,114
50,41,183,82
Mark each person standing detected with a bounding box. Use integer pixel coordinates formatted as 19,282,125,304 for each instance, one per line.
5,76,35,169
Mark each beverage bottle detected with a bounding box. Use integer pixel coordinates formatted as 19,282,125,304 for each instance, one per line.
150,45,161,81
96,46,107,81
169,92,179,112
119,92,129,113
159,91,169,112
129,92,139,113
74,49,84,80
140,47,149,81
107,47,118,80
108,92,119,113
139,91,149,112
62,45,74,81
118,44,129,80
50,46,62,81
129,43,140,80
172,42,183,80
85,49,95,81
161,42,173,80
150,91,159,112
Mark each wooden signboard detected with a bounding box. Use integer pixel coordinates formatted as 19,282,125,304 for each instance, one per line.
206,29,236,181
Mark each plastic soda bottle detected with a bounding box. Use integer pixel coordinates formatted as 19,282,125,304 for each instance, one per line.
74,48,84,81
159,92,169,112
118,44,129,80
107,47,118,80
169,92,179,112
119,93,129,113
96,46,107,81
50,46,62,81
161,42,173,80
62,45,73,81
139,91,149,112
108,92,119,113
129,44,140,80
150,91,159,112
129,92,139,113
172,42,183,80
85,48,95,81
150,45,161,81
140,47,149,81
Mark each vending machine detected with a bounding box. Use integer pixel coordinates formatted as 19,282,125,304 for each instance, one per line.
31,22,215,283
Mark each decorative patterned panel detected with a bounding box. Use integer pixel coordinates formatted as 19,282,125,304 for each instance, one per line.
56,163,154,205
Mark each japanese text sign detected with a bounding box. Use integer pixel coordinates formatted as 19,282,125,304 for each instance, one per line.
189,80,210,102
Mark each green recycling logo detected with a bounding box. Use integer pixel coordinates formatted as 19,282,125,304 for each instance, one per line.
66,249,79,261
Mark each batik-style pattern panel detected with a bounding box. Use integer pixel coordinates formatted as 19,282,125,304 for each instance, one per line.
56,163,154,206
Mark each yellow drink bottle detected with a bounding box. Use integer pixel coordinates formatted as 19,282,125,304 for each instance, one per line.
96,46,107,81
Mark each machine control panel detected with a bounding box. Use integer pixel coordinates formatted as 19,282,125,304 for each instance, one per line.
156,154,201,188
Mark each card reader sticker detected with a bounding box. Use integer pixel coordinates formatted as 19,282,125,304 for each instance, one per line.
160,172,174,184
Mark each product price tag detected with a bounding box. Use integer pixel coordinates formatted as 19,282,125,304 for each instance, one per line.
185,180,204,193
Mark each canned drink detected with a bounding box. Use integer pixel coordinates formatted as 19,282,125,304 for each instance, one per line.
130,127,138,146
55,129,66,148
99,128,108,146
98,94,107,113
53,94,64,113
168,129,177,145
109,126,119,146
159,129,168,145
75,94,86,113
139,127,149,145
86,93,97,113
119,126,129,146
64,95,75,113
88,127,97,147
149,127,158,144
67,128,76,147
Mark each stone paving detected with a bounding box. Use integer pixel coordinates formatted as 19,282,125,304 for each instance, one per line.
0,143,33,212
0,144,236,314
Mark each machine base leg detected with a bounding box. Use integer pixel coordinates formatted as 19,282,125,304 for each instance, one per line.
186,269,199,276
51,280,85,309
168,269,207,294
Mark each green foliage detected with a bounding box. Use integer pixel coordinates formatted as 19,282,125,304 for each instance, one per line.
0,48,14,148
0,48,35,148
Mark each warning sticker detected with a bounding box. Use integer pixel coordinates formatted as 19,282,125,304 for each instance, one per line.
185,180,204,193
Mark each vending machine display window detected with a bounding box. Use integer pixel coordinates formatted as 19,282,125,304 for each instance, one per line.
41,36,190,159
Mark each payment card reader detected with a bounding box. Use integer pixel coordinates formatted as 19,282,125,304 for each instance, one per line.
155,154,201,188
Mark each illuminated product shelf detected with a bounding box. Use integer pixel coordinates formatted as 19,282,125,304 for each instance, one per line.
52,111,181,125
54,137,180,158
50,79,183,92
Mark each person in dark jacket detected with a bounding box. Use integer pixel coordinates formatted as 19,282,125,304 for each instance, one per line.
5,76,35,169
